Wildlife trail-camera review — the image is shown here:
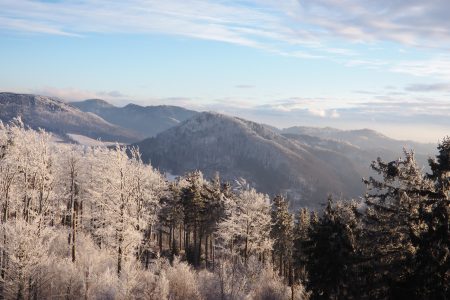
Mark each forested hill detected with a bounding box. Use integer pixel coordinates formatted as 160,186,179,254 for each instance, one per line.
135,112,365,208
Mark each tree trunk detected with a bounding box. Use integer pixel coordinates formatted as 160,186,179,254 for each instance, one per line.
198,231,203,267
71,199,78,263
193,223,198,266
279,252,283,276
117,234,123,276
245,221,249,263
117,195,125,275
179,225,182,251
158,228,163,254
169,226,173,250
205,234,209,268
211,236,215,270
0,231,6,300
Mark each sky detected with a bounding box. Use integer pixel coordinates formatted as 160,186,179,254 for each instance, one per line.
1,0,450,142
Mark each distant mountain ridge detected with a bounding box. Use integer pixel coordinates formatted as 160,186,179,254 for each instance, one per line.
282,126,435,155
71,99,198,138
0,92,139,143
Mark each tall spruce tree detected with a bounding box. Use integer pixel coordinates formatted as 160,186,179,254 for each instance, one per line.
305,197,360,300
362,143,450,299
271,195,294,280
293,208,311,283
411,138,450,299
363,150,435,298
181,171,206,267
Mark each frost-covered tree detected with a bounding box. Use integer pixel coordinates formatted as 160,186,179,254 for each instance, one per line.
0,218,53,300
0,120,56,224
217,185,272,261
55,145,87,262
92,146,164,275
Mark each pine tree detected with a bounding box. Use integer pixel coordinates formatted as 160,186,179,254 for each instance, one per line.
292,208,311,283
181,171,206,267
362,150,434,298
305,197,360,299
411,138,450,299
271,195,294,280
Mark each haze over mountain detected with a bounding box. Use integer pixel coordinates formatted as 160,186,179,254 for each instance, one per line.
282,126,436,156
136,112,366,208
71,99,198,138
0,92,139,143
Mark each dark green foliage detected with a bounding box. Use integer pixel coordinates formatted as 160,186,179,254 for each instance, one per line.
362,150,427,298
304,198,361,299
361,145,449,299
181,171,206,267
271,195,294,279
292,208,311,283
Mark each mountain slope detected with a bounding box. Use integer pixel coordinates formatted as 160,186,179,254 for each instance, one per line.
0,92,140,143
71,99,198,138
136,112,365,208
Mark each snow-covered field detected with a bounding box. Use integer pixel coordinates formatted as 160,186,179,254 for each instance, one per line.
67,133,122,147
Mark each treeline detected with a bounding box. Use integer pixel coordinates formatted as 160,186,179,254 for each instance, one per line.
0,119,448,299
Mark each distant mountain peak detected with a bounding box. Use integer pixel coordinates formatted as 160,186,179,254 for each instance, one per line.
71,99,198,138
80,98,115,108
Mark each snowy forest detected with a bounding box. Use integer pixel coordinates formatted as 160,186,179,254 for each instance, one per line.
0,118,448,300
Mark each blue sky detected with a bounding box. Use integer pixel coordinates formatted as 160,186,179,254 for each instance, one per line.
1,0,450,142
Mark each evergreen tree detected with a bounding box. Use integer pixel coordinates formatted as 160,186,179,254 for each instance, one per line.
271,195,294,280
411,138,450,299
305,198,360,299
292,208,311,283
181,171,206,267
363,150,435,298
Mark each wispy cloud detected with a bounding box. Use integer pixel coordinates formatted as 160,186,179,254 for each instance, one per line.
235,84,255,89
405,82,450,92
27,86,129,104
390,56,450,80
2,1,450,66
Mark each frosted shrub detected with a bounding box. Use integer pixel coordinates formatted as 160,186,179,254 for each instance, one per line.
248,264,309,300
197,270,222,300
90,268,119,300
165,257,202,300
46,257,84,300
250,266,291,300
215,258,249,300
136,270,170,300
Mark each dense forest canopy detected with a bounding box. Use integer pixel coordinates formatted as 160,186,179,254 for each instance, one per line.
0,119,448,299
